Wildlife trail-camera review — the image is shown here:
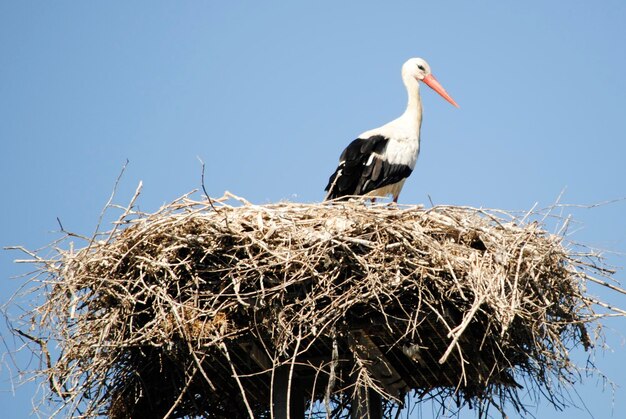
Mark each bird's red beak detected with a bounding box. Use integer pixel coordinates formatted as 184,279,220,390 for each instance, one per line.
422,74,459,108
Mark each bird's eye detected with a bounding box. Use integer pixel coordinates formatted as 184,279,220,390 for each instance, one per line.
417,65,425,71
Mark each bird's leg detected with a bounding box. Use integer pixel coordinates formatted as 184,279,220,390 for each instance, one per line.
392,195,399,204
383,195,398,208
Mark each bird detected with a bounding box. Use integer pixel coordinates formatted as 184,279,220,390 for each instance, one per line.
324,57,458,203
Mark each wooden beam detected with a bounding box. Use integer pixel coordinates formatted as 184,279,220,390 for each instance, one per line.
273,365,305,419
351,387,382,419
239,340,273,370
348,330,408,399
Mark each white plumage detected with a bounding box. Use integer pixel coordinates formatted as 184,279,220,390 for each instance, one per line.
325,57,458,202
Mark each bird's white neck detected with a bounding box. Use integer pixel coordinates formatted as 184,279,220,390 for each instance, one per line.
399,74,423,134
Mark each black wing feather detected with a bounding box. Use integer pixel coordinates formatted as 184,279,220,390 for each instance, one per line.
359,158,412,194
325,135,412,200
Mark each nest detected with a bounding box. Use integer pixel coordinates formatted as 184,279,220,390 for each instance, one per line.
9,191,624,418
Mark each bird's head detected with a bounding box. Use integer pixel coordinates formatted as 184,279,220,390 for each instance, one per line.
402,57,459,108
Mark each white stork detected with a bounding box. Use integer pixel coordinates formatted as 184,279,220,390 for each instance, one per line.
324,57,458,203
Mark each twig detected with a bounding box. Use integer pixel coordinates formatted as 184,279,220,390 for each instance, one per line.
94,159,130,241
584,274,626,295
13,329,68,399
287,328,303,419
220,342,255,419
325,331,338,417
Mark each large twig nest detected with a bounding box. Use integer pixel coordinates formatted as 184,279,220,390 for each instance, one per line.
9,191,623,418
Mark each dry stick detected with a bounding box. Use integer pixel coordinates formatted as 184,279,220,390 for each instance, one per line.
13,329,67,399
220,342,255,419
162,364,199,419
169,302,217,392
9,245,44,264
224,191,253,205
444,255,467,301
55,217,90,241
584,297,626,315
230,274,251,307
584,274,626,295
104,180,143,246
197,157,234,234
508,241,528,326
98,158,129,229
325,332,339,417
269,348,279,419
306,359,326,419
286,328,303,419
550,196,626,210
422,299,466,382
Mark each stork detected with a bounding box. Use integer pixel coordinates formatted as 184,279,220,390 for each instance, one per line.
324,57,458,203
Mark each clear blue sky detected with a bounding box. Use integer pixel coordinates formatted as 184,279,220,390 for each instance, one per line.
1,1,625,417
